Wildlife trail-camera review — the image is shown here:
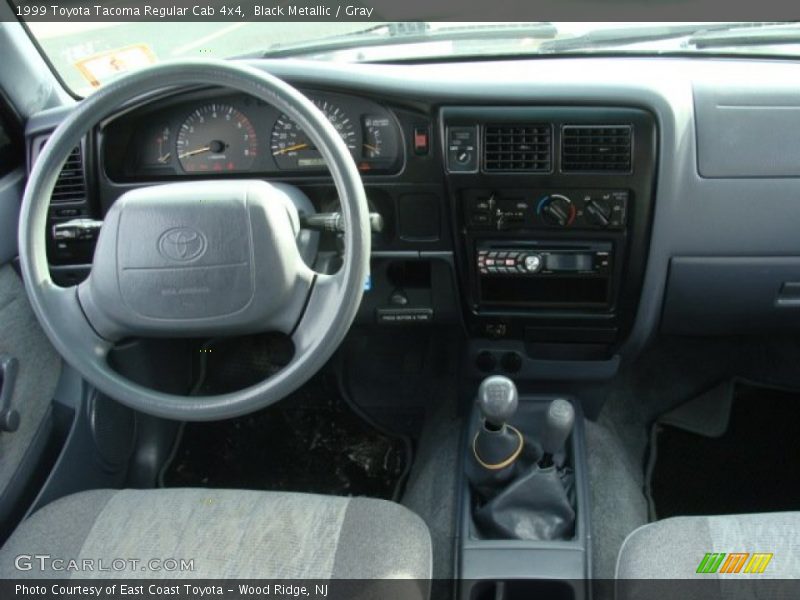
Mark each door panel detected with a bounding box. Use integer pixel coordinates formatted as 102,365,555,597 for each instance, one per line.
0,100,63,541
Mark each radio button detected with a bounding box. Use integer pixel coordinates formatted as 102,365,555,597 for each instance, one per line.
523,254,543,273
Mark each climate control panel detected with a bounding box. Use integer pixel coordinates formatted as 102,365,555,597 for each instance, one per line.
464,189,628,231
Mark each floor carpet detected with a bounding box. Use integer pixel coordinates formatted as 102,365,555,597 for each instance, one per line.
650,383,800,518
162,336,409,500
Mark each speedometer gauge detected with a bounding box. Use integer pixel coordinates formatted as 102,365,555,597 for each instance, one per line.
176,104,258,173
271,99,357,169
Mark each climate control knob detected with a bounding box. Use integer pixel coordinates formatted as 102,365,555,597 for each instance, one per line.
585,197,612,228
538,194,575,228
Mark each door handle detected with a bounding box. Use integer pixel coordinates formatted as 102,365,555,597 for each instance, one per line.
0,354,20,432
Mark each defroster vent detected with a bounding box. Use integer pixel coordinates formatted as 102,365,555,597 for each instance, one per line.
483,124,552,172
561,125,632,173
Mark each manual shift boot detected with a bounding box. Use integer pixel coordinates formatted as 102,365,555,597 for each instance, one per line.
467,388,578,541
475,463,576,540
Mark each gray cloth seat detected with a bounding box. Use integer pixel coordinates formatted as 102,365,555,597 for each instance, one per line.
615,512,800,600
0,488,432,580
616,512,800,579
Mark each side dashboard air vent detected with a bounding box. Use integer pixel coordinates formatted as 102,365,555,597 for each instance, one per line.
561,125,632,173
483,124,552,172
51,145,87,203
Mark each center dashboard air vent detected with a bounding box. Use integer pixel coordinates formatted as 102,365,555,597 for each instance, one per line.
561,125,632,173
483,124,552,172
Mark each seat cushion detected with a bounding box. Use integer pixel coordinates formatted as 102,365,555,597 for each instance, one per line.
617,512,800,579
0,488,431,579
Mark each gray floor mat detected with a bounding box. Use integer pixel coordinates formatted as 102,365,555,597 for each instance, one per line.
0,265,62,491
402,394,461,583
656,380,734,438
585,418,648,579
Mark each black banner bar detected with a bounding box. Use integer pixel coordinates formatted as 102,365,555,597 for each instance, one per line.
6,0,800,22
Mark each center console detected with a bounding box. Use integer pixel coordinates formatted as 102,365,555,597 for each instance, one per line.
441,106,657,372
459,376,591,600
445,106,656,597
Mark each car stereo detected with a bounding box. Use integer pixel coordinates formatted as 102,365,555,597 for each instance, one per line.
476,241,614,308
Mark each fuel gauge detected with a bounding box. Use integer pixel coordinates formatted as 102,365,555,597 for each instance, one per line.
137,123,173,169
154,125,171,165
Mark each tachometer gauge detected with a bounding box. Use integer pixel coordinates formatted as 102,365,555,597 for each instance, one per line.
176,104,258,173
270,99,357,169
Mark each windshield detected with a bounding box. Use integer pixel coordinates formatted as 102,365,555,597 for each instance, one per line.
24,21,800,96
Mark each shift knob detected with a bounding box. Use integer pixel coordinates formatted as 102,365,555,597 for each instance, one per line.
477,375,518,428
540,399,575,459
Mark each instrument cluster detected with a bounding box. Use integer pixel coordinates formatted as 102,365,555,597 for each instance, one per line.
102,89,404,181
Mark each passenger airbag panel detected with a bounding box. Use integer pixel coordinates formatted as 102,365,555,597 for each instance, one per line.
695,83,800,178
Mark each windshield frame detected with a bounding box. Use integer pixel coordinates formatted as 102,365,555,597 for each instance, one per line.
17,19,800,98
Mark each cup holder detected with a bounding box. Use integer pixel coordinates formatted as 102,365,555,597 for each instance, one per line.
475,350,523,374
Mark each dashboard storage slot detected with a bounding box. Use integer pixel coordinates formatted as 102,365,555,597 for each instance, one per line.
482,276,609,307
356,257,458,326
398,193,440,241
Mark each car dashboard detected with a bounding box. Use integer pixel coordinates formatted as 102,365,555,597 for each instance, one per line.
25,56,800,378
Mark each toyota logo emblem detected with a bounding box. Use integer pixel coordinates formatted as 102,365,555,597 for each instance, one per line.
157,227,208,262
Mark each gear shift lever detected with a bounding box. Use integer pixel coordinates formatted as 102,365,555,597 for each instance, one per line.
539,399,575,468
478,375,518,429
471,376,524,474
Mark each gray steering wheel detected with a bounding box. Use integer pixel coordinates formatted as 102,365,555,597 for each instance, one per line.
18,60,370,420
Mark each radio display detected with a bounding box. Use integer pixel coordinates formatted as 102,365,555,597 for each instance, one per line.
546,253,593,272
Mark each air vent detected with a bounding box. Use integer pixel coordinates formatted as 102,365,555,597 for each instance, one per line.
483,125,552,172
51,145,86,203
561,125,632,173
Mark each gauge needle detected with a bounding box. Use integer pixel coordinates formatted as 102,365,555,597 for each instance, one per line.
363,144,379,153
273,143,309,156
178,146,211,159
157,152,171,164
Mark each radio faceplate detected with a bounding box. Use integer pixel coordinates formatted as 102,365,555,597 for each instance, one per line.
477,246,611,277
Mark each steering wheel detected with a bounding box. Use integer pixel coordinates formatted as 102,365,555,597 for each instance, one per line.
18,60,371,421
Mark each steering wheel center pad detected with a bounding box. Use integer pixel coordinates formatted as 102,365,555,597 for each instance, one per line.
80,180,313,340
